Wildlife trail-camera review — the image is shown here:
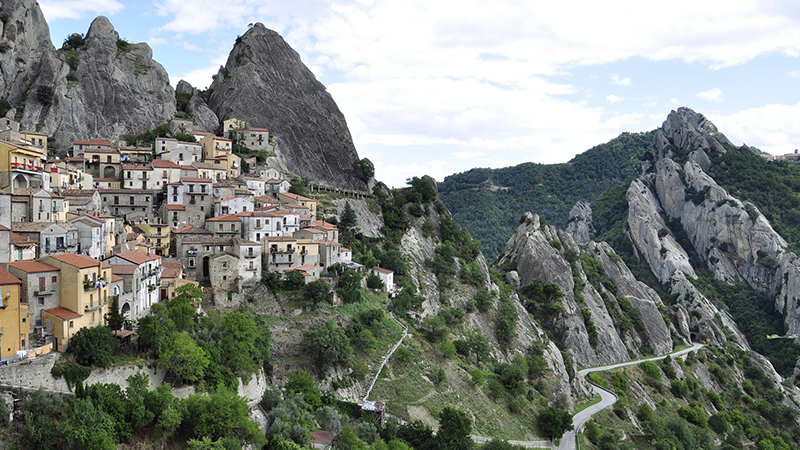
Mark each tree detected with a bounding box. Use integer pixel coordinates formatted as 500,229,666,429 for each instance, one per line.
304,279,331,306
69,326,116,367
537,406,573,440
285,370,322,408
359,158,374,182
436,406,473,450
284,270,306,290
62,32,85,50
175,131,197,142
137,303,174,356
219,311,268,378
104,296,124,331
185,388,265,447
340,201,357,230
36,85,54,105
335,425,368,450
302,320,351,374
466,330,490,365
366,273,384,290
159,331,209,385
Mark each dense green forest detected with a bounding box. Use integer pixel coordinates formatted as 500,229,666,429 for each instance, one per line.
439,131,655,260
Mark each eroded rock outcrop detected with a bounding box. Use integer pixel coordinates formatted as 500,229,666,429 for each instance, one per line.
207,23,366,191
646,107,800,336
176,80,219,132
18,16,175,147
498,212,676,367
566,201,594,245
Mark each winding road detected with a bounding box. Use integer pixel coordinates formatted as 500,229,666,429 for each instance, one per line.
557,342,704,450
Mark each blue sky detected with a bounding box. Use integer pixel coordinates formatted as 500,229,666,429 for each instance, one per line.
40,0,800,188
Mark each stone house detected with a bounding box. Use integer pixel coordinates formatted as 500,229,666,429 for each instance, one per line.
69,214,105,259
83,147,121,179
99,189,155,222
264,236,299,272
235,238,262,284
372,267,394,293
12,222,78,257
62,190,102,214
279,192,317,217
10,232,37,261
238,211,286,241
318,240,352,268
214,196,254,216
72,138,111,156
121,165,154,190
205,214,241,237
105,250,162,322
4,260,59,341
233,127,272,151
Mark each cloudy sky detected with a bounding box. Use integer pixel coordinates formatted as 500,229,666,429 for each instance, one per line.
41,0,800,188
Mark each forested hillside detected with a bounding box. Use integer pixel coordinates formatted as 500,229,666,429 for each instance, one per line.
439,131,654,259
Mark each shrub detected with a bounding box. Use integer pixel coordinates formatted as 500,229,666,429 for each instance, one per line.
36,85,54,105
639,360,661,381
68,326,116,367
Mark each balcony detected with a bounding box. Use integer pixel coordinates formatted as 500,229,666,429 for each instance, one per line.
33,289,54,296
246,267,258,271
270,248,295,254
84,304,103,312
187,249,198,255
83,280,99,290
245,252,257,258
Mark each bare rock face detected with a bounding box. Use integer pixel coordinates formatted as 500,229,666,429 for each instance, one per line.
500,212,634,367
176,79,219,132
648,108,800,336
20,16,175,147
0,0,56,104
565,201,594,245
207,23,366,191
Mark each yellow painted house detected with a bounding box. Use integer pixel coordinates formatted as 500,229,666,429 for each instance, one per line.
0,139,48,191
138,219,171,256
0,266,30,360
42,253,109,351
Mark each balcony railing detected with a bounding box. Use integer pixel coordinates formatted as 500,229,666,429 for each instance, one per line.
245,252,257,258
246,267,258,271
85,304,103,312
33,289,54,296
187,249,198,255
83,281,99,290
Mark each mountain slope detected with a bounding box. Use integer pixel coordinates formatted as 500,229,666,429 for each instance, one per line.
439,131,654,260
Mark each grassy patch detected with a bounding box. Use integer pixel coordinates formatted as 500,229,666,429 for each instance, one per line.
574,392,603,415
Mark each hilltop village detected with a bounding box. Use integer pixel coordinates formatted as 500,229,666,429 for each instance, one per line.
0,116,393,359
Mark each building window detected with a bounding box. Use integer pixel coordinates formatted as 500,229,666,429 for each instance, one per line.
222,262,228,269
21,317,26,323
69,320,74,328
188,257,195,267
37,297,44,306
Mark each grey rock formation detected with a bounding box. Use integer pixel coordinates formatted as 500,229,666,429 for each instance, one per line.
332,198,383,238
500,212,634,367
0,0,56,104
566,201,594,245
647,108,800,336
207,23,366,191
17,15,175,147
176,79,219,132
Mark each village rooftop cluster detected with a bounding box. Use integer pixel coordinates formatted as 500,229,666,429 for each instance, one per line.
0,116,394,360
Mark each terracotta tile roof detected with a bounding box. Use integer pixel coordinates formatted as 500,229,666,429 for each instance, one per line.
116,249,161,265
73,138,111,146
173,225,211,234
373,266,393,274
0,224,9,231
152,160,180,168
0,266,22,284
43,307,82,320
180,177,213,183
12,222,61,232
5,261,58,273
61,189,97,197
165,204,185,211
192,162,222,170
246,127,269,132
206,214,240,222
110,274,124,282
109,265,137,275
180,236,233,245
98,189,151,194
10,233,36,246
48,253,100,269
265,236,296,242
122,165,153,171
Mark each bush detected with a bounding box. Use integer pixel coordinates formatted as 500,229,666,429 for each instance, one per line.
639,360,661,381
68,326,116,367
36,85,54,105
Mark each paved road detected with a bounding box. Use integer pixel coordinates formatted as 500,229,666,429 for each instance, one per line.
557,343,704,450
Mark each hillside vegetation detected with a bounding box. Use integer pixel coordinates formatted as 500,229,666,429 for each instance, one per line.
439,131,654,260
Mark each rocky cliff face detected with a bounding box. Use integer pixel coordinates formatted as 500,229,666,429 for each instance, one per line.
0,0,57,104
30,17,176,147
176,80,219,132
636,107,800,336
498,212,674,367
207,23,366,191
0,1,176,147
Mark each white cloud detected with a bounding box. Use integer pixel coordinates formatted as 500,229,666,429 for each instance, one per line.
696,87,724,103
40,0,123,20
611,75,631,86
148,37,167,46
788,70,800,78
606,94,623,104
710,102,800,155
171,54,228,90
